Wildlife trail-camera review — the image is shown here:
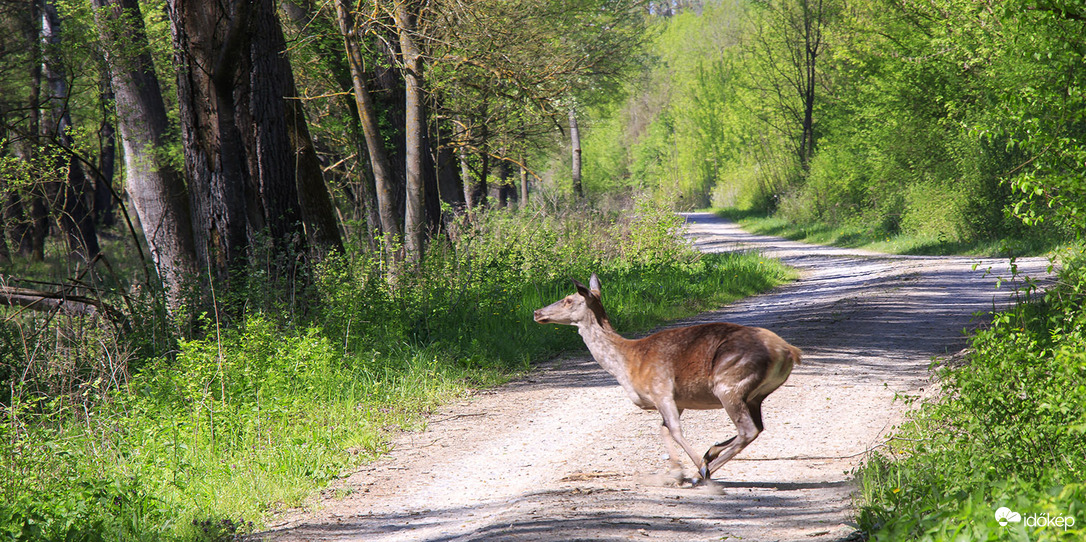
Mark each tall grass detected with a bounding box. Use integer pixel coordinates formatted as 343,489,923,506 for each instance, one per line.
1,201,791,541
856,251,1086,540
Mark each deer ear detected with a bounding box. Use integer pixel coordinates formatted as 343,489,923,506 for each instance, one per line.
589,273,601,293
572,278,592,298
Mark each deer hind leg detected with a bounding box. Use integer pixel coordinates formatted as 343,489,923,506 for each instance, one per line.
699,396,765,481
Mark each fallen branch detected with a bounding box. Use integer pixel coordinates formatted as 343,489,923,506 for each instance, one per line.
0,285,107,317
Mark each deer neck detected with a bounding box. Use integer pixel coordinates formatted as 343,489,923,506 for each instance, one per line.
576,319,635,388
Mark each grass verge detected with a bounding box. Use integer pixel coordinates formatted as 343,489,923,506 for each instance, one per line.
1,202,792,541
714,208,1058,257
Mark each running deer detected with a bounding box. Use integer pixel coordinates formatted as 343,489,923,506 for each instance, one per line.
534,274,801,484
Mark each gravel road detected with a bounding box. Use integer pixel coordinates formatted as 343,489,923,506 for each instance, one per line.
259,212,1051,542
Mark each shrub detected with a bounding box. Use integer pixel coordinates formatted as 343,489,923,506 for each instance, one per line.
858,251,1086,540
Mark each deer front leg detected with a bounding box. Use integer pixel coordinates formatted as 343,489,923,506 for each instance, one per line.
659,418,685,481
657,401,704,477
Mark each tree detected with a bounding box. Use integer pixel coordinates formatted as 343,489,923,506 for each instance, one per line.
331,0,398,245
750,0,827,172
426,0,647,201
167,0,341,290
91,0,197,309
41,0,100,261
394,0,427,262
569,103,584,197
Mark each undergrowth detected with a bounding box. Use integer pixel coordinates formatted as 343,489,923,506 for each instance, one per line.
856,250,1086,540
0,200,791,541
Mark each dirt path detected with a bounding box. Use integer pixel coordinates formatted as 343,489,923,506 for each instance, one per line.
259,213,1051,542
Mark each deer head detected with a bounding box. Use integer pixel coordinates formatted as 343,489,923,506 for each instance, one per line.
533,274,609,328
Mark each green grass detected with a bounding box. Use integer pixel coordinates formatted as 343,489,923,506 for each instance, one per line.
1,202,793,541
714,208,1057,257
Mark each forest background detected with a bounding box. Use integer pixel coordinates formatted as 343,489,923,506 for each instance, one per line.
0,0,1084,540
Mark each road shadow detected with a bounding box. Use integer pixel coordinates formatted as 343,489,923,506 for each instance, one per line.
257,482,858,542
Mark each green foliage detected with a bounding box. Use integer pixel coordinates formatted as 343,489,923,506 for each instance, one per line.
857,251,1086,540
2,205,791,540
581,2,791,209
579,0,1083,250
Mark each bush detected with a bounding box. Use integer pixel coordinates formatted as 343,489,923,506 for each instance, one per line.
858,251,1086,540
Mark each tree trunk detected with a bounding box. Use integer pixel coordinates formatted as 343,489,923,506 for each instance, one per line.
95,60,116,227
477,138,490,208
8,4,40,259
170,0,335,290
169,0,255,283
569,104,584,197
334,0,401,244
22,0,47,261
459,144,475,208
283,0,377,248
519,157,529,207
0,119,12,264
395,0,426,262
92,0,198,308
497,159,515,208
42,0,100,261
799,0,821,172
435,125,465,211
242,0,343,264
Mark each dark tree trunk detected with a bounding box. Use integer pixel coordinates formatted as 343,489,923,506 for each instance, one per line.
421,105,441,235
569,104,584,197
238,1,308,263
93,0,198,308
477,136,490,207
497,159,515,208
95,61,116,227
255,3,343,260
434,125,465,211
169,0,256,282
16,0,46,262
168,0,337,287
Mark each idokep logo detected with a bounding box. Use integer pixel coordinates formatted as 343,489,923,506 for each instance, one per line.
995,506,1076,530
995,507,1021,526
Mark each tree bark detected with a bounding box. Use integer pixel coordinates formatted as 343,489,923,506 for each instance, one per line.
395,0,426,262
169,0,336,288
95,60,116,227
168,0,250,284
92,0,198,308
